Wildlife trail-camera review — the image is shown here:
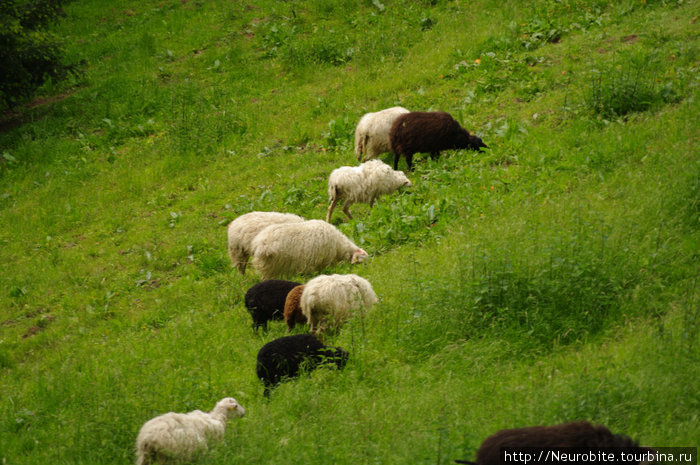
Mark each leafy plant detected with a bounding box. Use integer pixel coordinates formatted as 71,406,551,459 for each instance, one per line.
322,115,354,150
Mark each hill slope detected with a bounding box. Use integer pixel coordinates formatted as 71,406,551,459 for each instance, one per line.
0,0,698,463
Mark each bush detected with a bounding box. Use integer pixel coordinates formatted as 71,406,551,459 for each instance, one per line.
0,0,76,111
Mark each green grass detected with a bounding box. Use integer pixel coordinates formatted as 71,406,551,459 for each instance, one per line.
1,0,698,463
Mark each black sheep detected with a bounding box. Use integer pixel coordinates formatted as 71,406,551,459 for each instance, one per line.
244,279,301,331
455,421,655,465
256,334,348,397
389,111,487,170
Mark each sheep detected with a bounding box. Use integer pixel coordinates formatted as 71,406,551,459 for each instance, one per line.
135,397,245,465
354,106,410,162
301,273,378,334
227,211,305,274
250,219,368,280
326,159,412,222
283,284,307,330
244,279,302,331
256,334,349,396
454,421,655,465
389,111,487,170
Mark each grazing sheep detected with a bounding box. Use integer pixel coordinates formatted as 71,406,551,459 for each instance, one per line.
454,421,655,465
355,106,410,162
326,159,412,222
301,273,378,334
135,397,245,465
284,284,307,330
389,111,487,170
244,279,302,331
227,211,304,274
256,334,349,396
250,220,368,280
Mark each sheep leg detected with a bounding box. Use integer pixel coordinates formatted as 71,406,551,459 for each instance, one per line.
326,197,340,222
430,151,440,160
237,257,248,275
406,154,414,171
342,204,353,220
393,152,401,170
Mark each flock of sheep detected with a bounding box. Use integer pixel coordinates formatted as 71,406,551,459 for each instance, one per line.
133,110,652,464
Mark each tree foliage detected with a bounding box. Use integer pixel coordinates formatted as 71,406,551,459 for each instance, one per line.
0,0,75,111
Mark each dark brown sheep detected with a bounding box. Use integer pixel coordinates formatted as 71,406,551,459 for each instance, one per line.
256,334,348,397
283,284,307,330
455,421,654,465
244,279,301,331
389,111,487,170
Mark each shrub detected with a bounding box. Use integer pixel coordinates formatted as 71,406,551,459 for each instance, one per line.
0,0,77,110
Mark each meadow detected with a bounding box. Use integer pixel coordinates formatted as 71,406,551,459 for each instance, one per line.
0,0,698,463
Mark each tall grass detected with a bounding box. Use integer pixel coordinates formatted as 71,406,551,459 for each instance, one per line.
584,51,682,119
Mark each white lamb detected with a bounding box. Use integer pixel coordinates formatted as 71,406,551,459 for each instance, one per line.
354,106,410,162
135,397,245,465
227,211,304,274
301,273,378,334
250,219,368,280
326,159,411,222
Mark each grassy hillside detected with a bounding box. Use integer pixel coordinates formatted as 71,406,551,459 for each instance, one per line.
0,0,698,463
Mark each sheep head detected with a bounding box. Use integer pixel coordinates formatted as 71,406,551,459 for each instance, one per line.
451,126,488,152
319,346,349,369
468,134,488,151
215,397,246,419
351,248,368,264
394,170,412,189
333,347,349,369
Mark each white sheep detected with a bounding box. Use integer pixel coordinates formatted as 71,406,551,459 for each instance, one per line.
354,106,410,162
135,397,245,465
250,220,368,280
301,273,378,334
326,159,411,222
227,211,305,274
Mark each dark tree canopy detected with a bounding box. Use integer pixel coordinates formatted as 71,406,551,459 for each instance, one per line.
0,0,75,111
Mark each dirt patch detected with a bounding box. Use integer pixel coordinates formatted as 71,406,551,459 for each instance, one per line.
1,91,74,132
22,315,55,338
1,308,47,327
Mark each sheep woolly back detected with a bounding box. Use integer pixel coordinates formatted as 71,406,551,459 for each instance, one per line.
354,106,410,162
284,284,307,330
135,397,245,465
250,220,368,279
227,211,304,274
300,273,378,333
